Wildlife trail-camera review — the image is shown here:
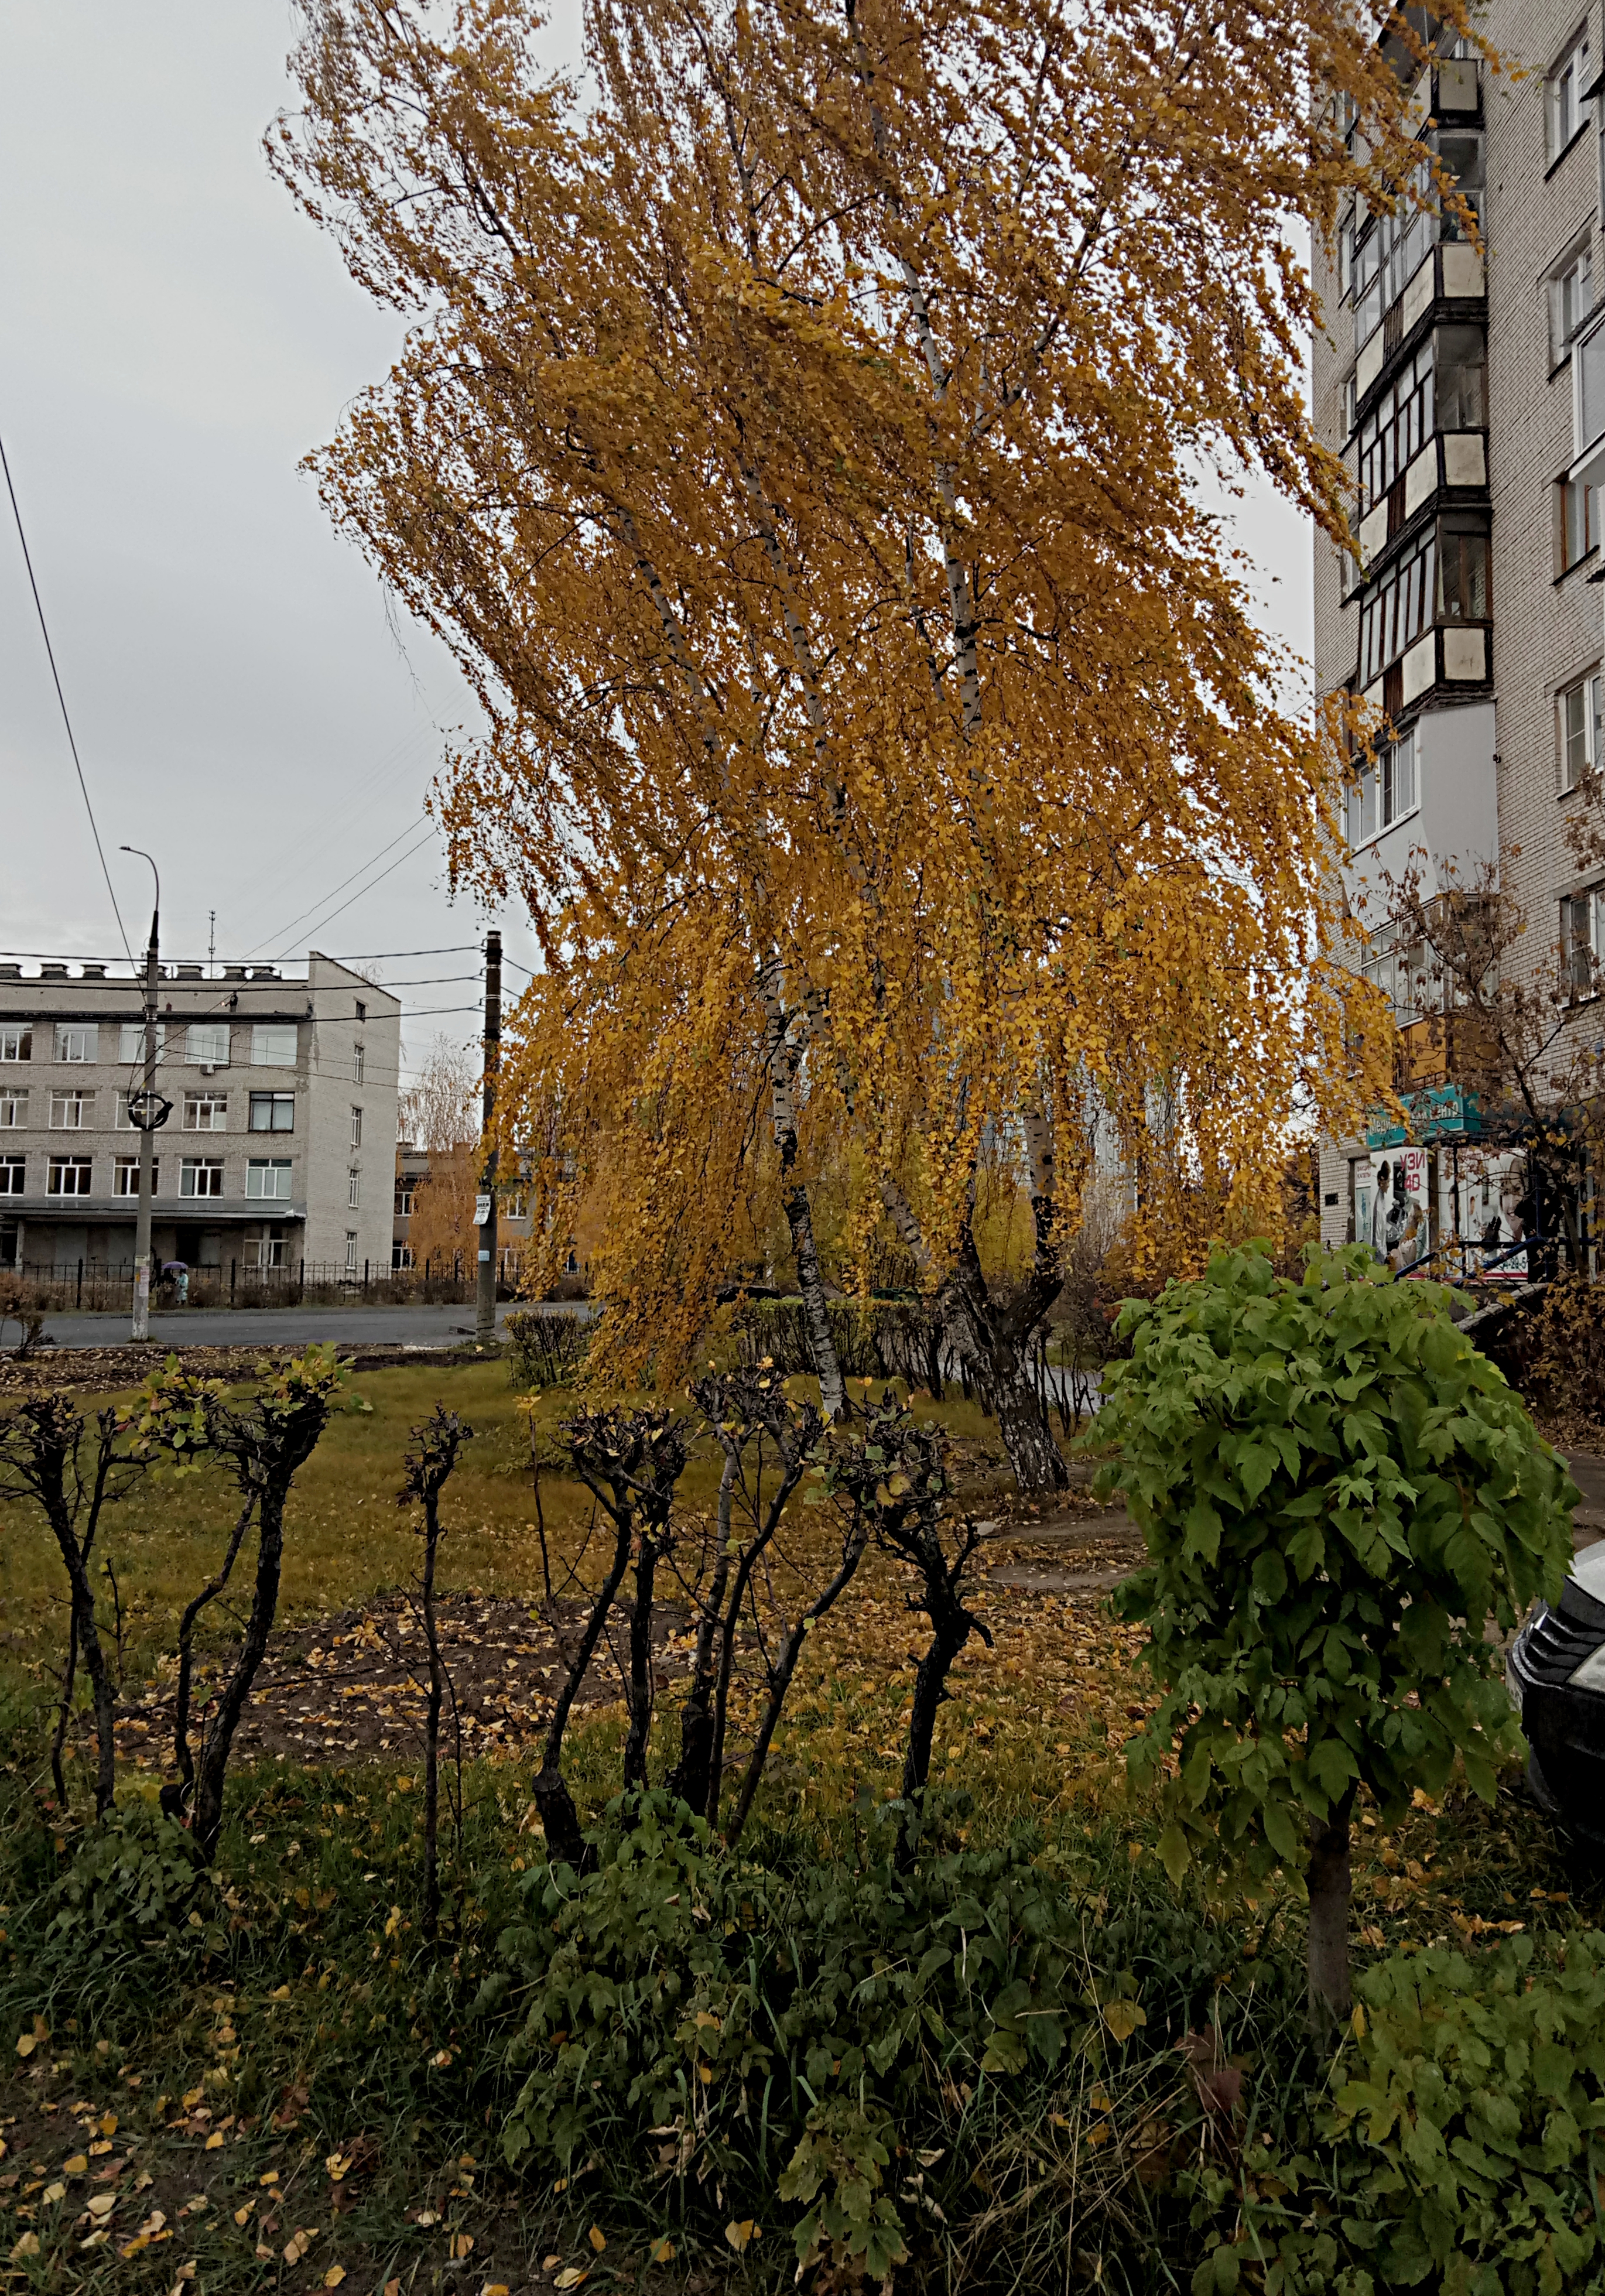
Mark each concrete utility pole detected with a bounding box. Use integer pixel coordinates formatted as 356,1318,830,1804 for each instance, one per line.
474,928,501,1346
120,847,166,1343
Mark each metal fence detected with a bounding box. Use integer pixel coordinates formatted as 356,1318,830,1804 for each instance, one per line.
4,1251,528,1315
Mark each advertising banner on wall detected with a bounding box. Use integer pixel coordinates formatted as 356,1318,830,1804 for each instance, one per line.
1442,1148,1529,1281
1366,1145,1431,1272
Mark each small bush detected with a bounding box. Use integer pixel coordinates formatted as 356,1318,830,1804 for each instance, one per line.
505,1308,591,1389
482,1793,1243,2285
1190,1929,1605,2294
36,1804,223,1990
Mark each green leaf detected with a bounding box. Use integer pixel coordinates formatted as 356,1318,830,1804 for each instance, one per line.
1251,1548,1288,1604
1262,1798,1298,1863
1157,1822,1190,1887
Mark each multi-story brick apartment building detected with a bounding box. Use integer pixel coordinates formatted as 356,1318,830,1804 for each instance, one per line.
1316,6,1605,1270
0,951,399,1281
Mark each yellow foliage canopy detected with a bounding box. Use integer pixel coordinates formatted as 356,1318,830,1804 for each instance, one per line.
277,0,1430,1387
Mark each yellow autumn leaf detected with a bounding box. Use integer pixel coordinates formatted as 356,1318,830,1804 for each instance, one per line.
324,2271,347,2288
587,2226,606,2253
724,2220,761,2253
1102,2000,1147,2044
553,2270,587,2291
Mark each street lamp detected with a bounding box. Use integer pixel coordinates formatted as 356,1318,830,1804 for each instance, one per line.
118,847,169,1340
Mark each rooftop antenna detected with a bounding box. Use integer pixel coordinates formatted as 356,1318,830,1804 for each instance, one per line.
208,908,216,977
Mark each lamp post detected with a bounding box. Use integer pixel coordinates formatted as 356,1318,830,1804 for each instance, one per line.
474,930,502,1345
119,847,168,1342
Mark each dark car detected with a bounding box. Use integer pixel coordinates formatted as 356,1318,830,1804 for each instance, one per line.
1507,1542,1605,1852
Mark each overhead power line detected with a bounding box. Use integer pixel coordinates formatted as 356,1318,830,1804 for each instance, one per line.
279,828,441,957
1,427,132,963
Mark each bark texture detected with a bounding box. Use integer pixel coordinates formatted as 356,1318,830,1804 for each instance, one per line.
1306,1789,1356,2032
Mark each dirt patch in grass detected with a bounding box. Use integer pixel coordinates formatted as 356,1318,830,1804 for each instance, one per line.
101,1590,694,1778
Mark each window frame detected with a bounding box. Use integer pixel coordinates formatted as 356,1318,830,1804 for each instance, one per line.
0,1027,32,1063
0,1090,28,1130
113,1155,158,1197
247,1091,295,1134
348,1166,362,1209
344,1231,360,1274
47,1089,91,1131
183,1023,231,1070
53,1024,98,1065
350,1106,363,1149
182,1091,229,1132
1551,242,1594,365
46,1155,93,1197
245,1158,293,1201
179,1156,226,1200
1549,32,1592,165
250,1024,298,1069
353,1042,365,1085
1346,728,1421,851
1559,669,1605,792
1562,885,1605,997
117,1021,166,1065
0,1154,25,1196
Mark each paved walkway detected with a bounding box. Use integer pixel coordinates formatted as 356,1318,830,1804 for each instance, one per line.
27,1301,531,1351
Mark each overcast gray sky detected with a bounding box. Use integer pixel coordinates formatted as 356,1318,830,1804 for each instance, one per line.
1,3,1309,1070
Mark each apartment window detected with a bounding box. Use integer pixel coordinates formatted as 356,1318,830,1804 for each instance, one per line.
1358,344,1433,514
114,1156,158,1197
1550,35,1591,162
246,1159,293,1200
49,1089,91,1130
1358,533,1435,683
345,1231,359,1274
1559,672,1605,791
395,1175,416,1217
392,1241,414,1271
0,1155,23,1196
1563,887,1605,996
0,1091,27,1130
184,1023,230,1068
1342,372,1357,437
47,1156,93,1196
0,1027,32,1062
117,1021,166,1064
348,1167,362,1209
350,1106,363,1148
248,1091,295,1132
1361,922,1429,1026
1436,523,1489,621
1352,182,1433,352
1436,326,1487,430
183,1091,228,1131
1551,247,1594,364
1346,731,1419,849
54,1024,97,1064
353,1042,365,1085
355,999,367,1022
252,1232,288,1270
180,1157,225,1199
1561,475,1599,570
251,1024,297,1068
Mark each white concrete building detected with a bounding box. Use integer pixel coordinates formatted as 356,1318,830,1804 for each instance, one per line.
0,952,399,1282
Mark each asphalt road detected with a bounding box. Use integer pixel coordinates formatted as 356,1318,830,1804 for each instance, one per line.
28,1301,533,1351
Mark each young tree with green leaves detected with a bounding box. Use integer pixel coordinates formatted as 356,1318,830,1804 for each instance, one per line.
1094,1244,1575,2030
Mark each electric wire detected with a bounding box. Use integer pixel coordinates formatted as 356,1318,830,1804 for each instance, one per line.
0,426,133,963
247,819,436,962
276,829,442,958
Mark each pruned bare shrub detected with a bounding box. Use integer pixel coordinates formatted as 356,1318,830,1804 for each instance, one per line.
398,1403,475,1936
0,1394,149,1814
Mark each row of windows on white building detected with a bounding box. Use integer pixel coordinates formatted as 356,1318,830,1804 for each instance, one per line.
0,1022,327,1070
0,1154,319,1200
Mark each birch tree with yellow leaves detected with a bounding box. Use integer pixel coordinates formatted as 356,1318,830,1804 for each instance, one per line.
275,0,1437,1489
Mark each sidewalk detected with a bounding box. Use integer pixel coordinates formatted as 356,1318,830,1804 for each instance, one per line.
26,1302,526,1351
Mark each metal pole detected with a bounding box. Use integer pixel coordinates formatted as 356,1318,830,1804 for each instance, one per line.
121,848,160,1343
475,928,502,1345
